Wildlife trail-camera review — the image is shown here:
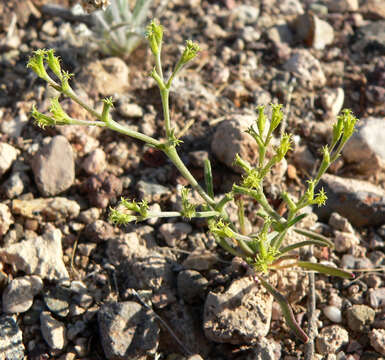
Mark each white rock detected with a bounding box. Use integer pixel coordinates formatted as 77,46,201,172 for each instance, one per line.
2,275,43,313
0,203,13,237
323,306,342,323
0,142,19,177
40,311,66,350
284,50,326,89
321,88,345,116
316,325,349,355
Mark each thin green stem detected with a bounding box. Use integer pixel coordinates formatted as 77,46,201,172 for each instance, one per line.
62,88,102,120
106,117,161,147
160,89,171,136
164,146,215,207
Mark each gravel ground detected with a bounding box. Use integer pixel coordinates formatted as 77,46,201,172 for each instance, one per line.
0,0,385,359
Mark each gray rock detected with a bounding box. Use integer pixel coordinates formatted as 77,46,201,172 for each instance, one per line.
284,50,326,89
2,275,43,313
177,270,208,304
369,329,385,355
352,21,385,54
98,301,159,360
44,286,72,317
0,142,19,178
107,232,148,266
0,227,69,282
315,174,385,227
346,305,375,331
342,117,385,175
315,325,349,355
81,148,107,175
204,277,273,344
266,24,294,46
83,219,114,243
32,135,75,196
0,203,13,237
1,171,28,199
0,315,25,360
127,253,175,293
323,0,359,12
334,231,359,253
245,337,282,359
67,320,86,341
211,115,259,173
329,212,354,233
137,179,170,202
159,222,192,247
231,5,259,25
40,311,67,350
279,0,304,15
11,197,80,221
369,288,385,308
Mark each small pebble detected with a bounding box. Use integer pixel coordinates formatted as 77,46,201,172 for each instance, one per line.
323,306,342,323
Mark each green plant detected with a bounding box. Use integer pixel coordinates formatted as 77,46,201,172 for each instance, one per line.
88,0,157,57
28,20,358,342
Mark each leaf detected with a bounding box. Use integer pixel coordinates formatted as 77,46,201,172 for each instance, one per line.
285,213,308,228
258,276,309,343
297,261,354,279
204,159,214,198
294,228,334,247
279,239,333,255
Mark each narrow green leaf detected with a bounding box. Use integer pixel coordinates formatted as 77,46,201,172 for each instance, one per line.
293,228,334,247
285,213,308,228
258,276,309,343
279,239,332,255
204,159,214,198
297,261,354,279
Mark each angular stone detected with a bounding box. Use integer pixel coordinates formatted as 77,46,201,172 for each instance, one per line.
343,117,385,175
294,13,334,50
346,305,375,331
32,135,75,196
2,275,43,313
315,174,385,227
12,197,80,221
81,148,107,175
98,301,159,359
211,115,260,173
0,227,69,282
40,311,67,350
284,50,326,89
204,277,273,344
0,142,19,178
